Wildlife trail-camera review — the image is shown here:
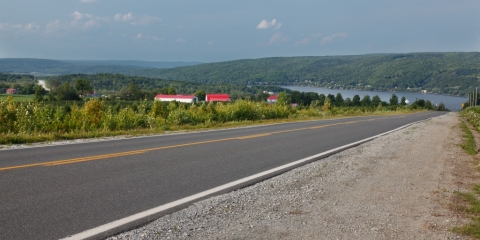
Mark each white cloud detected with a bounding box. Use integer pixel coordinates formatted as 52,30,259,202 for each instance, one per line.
24,23,40,30
257,19,282,30
70,11,102,29
320,33,348,45
295,37,312,47
114,13,161,25
115,13,134,22
3,11,162,36
0,22,40,32
44,11,104,33
132,15,161,25
45,20,61,33
294,33,321,47
151,36,164,41
269,32,288,45
136,34,164,41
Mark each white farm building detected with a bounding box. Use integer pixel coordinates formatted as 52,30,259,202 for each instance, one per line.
154,94,198,103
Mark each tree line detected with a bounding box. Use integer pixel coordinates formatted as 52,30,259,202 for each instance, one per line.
280,90,446,110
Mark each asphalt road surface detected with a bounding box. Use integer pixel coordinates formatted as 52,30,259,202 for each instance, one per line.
0,111,446,240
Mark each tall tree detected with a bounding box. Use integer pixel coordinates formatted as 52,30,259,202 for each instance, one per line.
371,95,382,107
425,100,433,110
55,82,81,101
327,94,336,106
22,83,35,94
360,95,371,106
167,86,176,95
195,89,206,101
389,94,399,106
277,91,290,106
34,85,47,101
335,93,344,106
352,95,361,106
318,94,326,106
74,79,94,96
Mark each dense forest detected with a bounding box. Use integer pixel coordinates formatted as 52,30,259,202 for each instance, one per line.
130,52,480,96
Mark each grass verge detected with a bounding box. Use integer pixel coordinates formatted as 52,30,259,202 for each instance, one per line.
452,189,480,237
460,120,478,156
0,110,418,146
452,118,480,237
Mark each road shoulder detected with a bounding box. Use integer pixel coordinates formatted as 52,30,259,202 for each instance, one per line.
109,112,472,239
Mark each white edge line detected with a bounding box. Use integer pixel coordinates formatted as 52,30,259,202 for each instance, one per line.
61,118,428,240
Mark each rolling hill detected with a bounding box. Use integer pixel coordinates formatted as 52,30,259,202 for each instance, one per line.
0,58,201,75
129,52,480,96
1,52,479,96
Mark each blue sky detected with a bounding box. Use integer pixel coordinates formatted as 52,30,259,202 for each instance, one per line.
0,0,479,62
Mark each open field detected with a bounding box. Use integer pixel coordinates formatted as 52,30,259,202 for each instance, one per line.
0,94,34,102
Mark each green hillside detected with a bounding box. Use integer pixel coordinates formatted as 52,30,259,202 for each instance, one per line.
132,52,480,96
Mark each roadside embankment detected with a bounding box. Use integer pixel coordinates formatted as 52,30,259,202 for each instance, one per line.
108,112,474,239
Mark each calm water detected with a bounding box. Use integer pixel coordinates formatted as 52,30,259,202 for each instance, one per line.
284,86,467,112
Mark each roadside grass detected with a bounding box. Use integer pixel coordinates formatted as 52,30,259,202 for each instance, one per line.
0,109,423,145
452,113,480,238
460,120,478,156
452,189,480,238
0,94,34,102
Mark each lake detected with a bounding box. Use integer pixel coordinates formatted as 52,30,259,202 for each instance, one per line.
284,86,468,112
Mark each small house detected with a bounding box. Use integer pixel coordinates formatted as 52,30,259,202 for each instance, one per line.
154,94,198,103
6,88,17,94
267,95,278,103
205,94,230,102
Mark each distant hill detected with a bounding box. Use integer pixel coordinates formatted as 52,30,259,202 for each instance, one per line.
62,60,202,69
0,58,201,75
2,53,479,96
128,52,480,96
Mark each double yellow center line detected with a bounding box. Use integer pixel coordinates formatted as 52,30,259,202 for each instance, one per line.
1,115,416,171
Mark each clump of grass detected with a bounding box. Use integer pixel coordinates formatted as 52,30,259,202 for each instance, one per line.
452,190,480,237
460,121,477,156
453,218,480,238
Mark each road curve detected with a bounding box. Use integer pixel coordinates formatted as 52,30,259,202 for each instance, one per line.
0,111,445,239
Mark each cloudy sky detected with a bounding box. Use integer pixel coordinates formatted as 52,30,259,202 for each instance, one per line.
0,0,479,62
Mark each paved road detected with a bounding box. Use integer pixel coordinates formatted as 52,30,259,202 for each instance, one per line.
0,111,446,239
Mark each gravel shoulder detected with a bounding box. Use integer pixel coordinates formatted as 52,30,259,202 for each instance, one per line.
107,112,474,239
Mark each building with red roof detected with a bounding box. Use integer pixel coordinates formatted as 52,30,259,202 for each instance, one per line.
267,95,278,103
205,94,230,102
154,94,198,103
